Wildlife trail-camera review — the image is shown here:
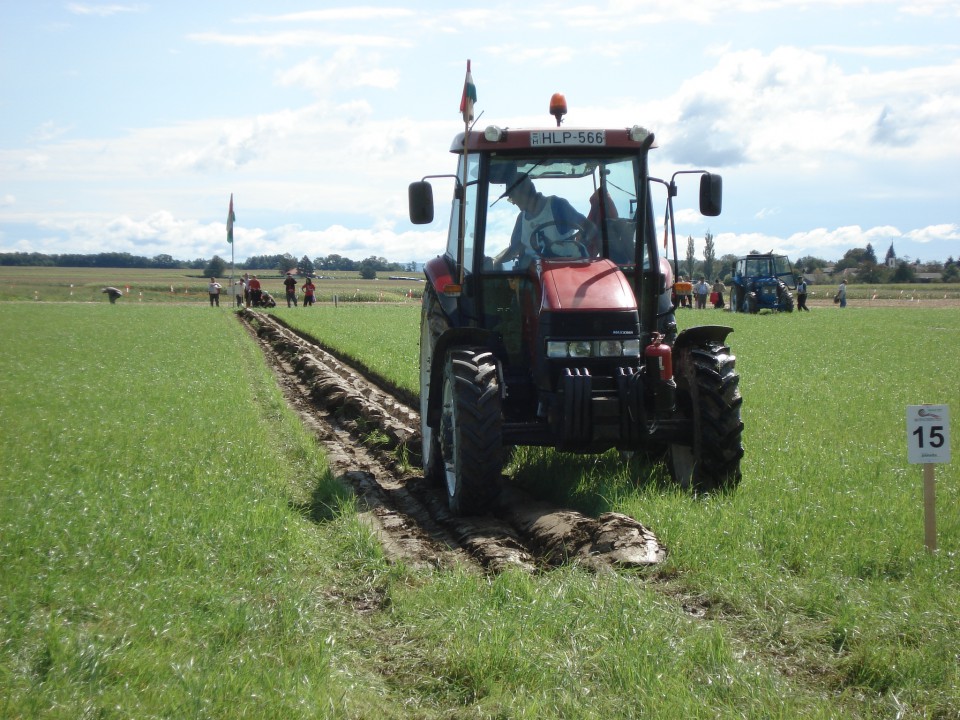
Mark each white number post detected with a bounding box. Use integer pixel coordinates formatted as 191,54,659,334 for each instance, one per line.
906,405,951,551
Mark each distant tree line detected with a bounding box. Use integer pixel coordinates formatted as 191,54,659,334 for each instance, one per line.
0,251,209,269
240,253,417,278
0,251,421,280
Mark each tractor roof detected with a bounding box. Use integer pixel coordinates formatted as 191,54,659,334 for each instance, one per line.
449,126,658,154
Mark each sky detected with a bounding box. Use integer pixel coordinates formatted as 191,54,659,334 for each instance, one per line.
1,1,958,267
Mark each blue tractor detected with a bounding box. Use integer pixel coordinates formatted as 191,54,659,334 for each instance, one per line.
730,253,796,313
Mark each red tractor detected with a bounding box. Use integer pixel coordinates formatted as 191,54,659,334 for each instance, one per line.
410,97,743,515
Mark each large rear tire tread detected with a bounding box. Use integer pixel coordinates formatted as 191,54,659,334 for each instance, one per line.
777,281,795,313
442,348,503,515
670,342,744,493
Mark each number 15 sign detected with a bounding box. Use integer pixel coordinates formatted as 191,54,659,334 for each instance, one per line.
906,405,951,464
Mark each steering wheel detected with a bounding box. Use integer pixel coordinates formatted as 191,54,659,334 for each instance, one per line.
528,221,589,258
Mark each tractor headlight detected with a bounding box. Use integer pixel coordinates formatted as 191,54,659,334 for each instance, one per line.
621,339,641,356
546,340,590,358
484,125,506,142
547,339,641,358
547,341,570,358
598,340,622,357
569,341,592,358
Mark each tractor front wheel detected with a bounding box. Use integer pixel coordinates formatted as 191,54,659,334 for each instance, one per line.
440,347,503,515
669,340,744,493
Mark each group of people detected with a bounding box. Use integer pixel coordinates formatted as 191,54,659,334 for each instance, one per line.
673,276,726,310
234,272,316,308
675,276,847,312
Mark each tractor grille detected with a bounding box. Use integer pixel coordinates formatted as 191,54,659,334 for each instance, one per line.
539,310,639,338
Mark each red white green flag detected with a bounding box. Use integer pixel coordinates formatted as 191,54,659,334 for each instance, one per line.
226,193,235,244
460,59,476,123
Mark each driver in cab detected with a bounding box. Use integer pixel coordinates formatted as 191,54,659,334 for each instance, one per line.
493,176,596,268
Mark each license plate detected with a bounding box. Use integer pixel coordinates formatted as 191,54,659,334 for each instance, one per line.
530,130,606,146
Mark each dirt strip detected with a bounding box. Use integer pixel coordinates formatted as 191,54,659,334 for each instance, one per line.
240,309,666,573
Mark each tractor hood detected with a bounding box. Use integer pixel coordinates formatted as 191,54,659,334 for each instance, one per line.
537,258,637,312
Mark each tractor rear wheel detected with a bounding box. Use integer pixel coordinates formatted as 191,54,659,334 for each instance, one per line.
419,285,448,484
776,281,795,312
440,347,503,515
669,340,744,493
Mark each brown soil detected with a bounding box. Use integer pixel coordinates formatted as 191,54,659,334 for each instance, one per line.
239,309,666,573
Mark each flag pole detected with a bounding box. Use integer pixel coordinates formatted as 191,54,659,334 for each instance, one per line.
227,193,236,306
458,60,477,287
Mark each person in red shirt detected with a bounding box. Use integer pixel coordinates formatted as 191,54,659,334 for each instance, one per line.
248,275,262,306
302,278,316,307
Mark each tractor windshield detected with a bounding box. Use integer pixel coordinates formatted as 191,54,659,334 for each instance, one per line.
482,154,645,271
772,255,793,277
743,255,793,278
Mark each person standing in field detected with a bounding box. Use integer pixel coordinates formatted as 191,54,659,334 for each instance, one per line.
796,276,810,311
242,272,251,307
207,278,222,307
248,275,262,307
674,275,692,308
694,277,710,309
712,278,725,309
302,277,316,307
283,273,298,307
836,278,847,308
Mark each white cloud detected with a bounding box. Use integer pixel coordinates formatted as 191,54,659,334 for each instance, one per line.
240,8,416,23
276,49,399,96
647,48,960,169
186,29,411,50
28,121,72,144
66,3,144,17
813,43,957,58
712,223,958,260
905,224,960,243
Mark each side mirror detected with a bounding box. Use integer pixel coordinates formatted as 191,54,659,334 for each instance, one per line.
699,173,722,217
408,181,434,224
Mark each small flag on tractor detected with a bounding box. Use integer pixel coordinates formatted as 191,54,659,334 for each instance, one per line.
460,60,477,123
226,193,235,244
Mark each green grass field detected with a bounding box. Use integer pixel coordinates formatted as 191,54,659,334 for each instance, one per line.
1,294,958,717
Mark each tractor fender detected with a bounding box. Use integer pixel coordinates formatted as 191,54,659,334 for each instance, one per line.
425,326,501,427
424,256,463,320
425,256,458,296
673,324,733,351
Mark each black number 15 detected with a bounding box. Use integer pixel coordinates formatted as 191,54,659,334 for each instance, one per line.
913,425,945,448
